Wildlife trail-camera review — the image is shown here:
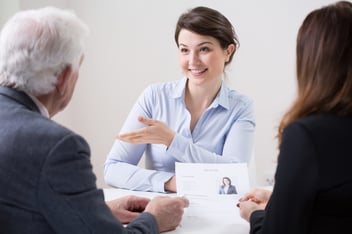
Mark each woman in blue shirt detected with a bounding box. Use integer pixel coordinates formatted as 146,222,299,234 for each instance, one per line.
104,6,255,193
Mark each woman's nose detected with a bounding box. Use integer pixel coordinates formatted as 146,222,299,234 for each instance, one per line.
189,51,200,65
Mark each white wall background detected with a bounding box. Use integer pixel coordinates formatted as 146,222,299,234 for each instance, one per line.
0,0,342,188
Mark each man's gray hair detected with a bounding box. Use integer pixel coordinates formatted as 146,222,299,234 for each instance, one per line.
0,7,89,95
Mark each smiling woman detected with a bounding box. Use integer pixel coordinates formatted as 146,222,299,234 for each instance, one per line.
104,6,256,194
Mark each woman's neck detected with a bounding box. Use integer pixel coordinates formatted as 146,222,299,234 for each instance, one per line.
185,79,222,132
185,79,221,110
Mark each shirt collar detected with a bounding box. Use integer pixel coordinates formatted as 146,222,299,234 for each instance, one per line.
171,77,187,99
214,82,230,110
171,77,230,110
25,91,50,118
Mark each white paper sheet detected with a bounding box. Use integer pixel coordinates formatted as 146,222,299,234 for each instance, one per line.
175,162,250,225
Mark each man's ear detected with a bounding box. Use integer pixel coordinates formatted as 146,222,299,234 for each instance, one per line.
56,65,72,95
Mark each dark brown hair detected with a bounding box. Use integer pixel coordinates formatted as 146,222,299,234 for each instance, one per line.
278,1,352,144
222,177,232,186
174,6,239,66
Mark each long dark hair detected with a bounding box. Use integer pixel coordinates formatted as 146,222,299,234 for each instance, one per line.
278,1,352,144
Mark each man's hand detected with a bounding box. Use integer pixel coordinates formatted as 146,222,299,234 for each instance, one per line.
106,195,150,224
145,196,189,232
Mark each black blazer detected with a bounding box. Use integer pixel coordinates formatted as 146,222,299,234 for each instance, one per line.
0,86,158,234
250,113,352,234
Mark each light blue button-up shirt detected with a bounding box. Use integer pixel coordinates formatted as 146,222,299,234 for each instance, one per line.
104,77,255,192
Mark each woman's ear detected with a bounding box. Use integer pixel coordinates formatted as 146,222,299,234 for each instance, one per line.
55,65,72,95
225,44,236,62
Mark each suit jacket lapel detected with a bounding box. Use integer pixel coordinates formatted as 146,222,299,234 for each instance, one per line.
0,86,40,113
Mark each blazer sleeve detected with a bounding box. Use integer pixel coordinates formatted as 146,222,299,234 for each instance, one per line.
37,132,158,234
248,122,319,234
250,210,266,234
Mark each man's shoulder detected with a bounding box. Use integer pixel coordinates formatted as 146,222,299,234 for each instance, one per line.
26,112,73,137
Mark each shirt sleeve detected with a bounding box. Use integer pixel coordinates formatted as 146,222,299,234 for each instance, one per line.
167,99,255,163
38,133,159,234
249,122,319,234
104,86,174,193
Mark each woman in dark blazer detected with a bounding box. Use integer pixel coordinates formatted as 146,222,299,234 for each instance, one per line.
219,177,238,194
238,1,352,233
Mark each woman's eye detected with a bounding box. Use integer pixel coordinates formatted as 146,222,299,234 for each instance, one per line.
180,48,188,53
200,47,210,52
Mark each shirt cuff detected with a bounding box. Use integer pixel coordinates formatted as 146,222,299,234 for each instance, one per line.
151,171,175,193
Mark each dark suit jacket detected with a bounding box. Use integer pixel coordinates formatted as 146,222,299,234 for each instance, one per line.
0,86,158,234
249,113,352,234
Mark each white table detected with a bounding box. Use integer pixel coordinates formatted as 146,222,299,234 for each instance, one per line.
103,188,250,234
